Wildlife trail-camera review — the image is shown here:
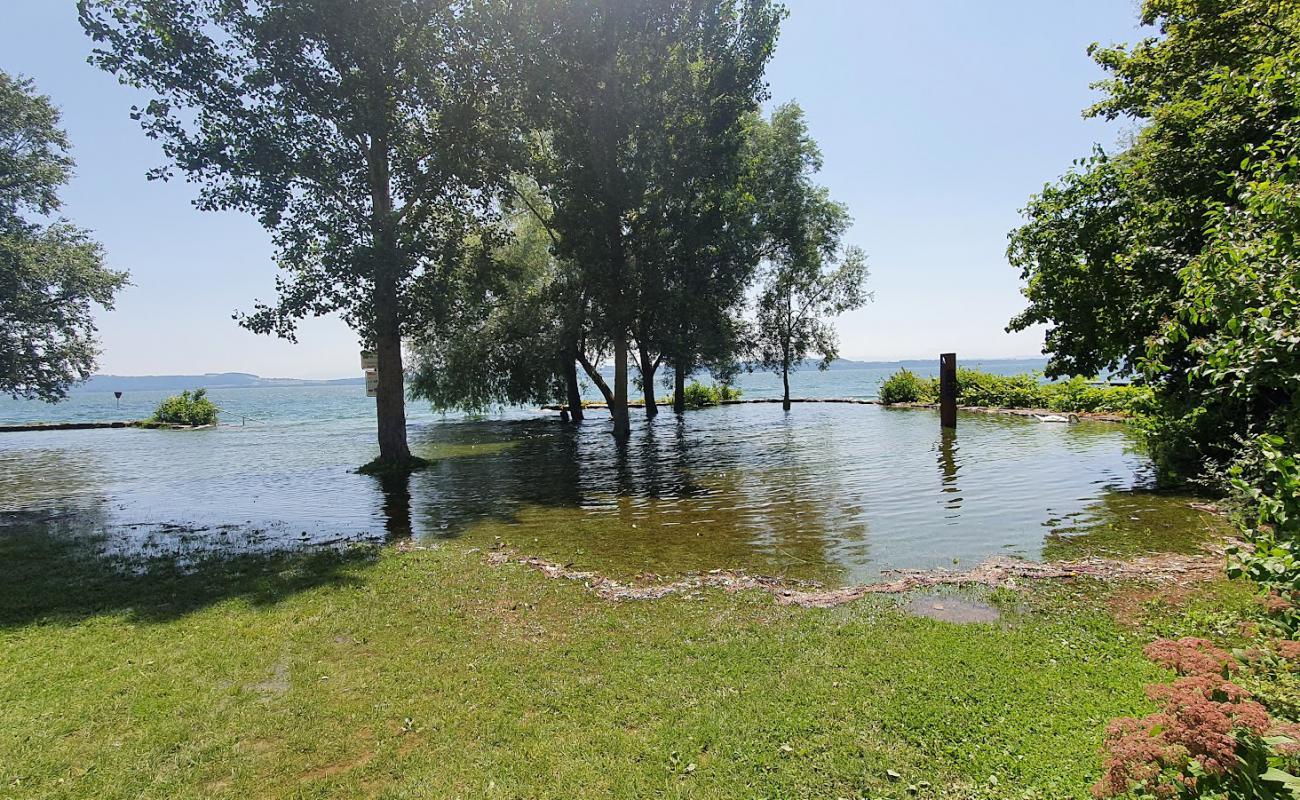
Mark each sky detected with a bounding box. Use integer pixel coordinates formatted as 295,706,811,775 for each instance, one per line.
2,0,1143,379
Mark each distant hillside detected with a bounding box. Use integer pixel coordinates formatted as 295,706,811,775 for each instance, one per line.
817,357,1048,372
76,373,364,392
74,358,1051,393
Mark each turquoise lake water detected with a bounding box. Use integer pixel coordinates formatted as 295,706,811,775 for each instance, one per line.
0,361,1222,585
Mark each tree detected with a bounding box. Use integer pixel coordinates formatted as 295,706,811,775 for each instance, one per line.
407,180,577,415
521,0,782,435
79,0,514,470
1007,0,1300,480
748,103,869,411
1008,0,1298,379
623,1,782,417
1,71,127,402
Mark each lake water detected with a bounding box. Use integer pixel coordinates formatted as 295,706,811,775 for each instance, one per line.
0,365,1224,585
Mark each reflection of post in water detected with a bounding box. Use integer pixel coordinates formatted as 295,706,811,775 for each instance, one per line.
376,471,413,540
937,427,962,511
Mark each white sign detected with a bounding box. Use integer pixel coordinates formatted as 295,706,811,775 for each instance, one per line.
360,350,378,371
365,371,379,397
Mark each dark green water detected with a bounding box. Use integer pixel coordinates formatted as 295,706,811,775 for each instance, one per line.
0,393,1224,585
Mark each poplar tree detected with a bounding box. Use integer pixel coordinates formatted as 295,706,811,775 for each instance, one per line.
79,0,514,470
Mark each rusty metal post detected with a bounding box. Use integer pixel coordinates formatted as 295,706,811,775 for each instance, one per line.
940,352,957,429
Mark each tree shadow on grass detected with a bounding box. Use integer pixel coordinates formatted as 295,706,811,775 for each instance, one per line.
0,508,379,629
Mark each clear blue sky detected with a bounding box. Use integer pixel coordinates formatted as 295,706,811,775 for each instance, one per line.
2,0,1142,379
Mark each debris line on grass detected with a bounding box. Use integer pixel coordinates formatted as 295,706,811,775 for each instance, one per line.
481,545,1229,607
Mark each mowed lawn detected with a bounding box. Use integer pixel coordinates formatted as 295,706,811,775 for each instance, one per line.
0,531,1180,799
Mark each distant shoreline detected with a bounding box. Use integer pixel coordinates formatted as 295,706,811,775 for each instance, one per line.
74,357,1051,394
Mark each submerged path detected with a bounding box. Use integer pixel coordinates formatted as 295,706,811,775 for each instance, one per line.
542,397,1131,422
0,420,143,433
0,420,215,433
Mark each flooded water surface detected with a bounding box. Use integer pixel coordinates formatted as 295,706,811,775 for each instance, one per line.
0,387,1224,585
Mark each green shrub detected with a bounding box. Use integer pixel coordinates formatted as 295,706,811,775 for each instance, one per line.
1228,436,1300,610
954,369,1045,408
151,388,219,427
877,368,936,404
678,381,741,409
876,367,1149,412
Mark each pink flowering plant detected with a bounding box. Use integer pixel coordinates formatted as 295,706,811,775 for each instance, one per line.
1093,638,1300,799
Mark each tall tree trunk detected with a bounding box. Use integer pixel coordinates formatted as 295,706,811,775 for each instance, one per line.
564,346,584,422
373,271,412,464
782,357,792,412
612,333,630,436
673,362,686,414
367,125,413,468
638,343,658,418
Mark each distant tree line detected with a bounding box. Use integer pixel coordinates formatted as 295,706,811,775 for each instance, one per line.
77,0,868,469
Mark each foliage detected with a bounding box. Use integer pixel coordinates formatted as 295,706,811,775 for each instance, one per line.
408,181,569,412
748,103,870,409
513,0,783,431
1094,637,1300,800
1227,437,1300,622
1007,0,1300,488
0,70,128,402
150,388,218,427
876,368,1150,413
78,0,515,464
877,368,930,405
627,4,785,413
673,380,742,409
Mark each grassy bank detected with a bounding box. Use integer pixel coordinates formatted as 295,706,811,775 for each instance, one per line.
0,527,1245,799
878,369,1149,415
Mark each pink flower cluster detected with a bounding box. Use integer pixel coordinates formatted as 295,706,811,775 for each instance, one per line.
1093,638,1283,798
1262,592,1295,616
1143,637,1236,678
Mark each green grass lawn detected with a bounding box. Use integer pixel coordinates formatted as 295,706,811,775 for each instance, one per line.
0,530,1221,799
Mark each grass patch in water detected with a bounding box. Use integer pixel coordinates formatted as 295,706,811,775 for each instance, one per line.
0,523,1211,799
1040,492,1231,562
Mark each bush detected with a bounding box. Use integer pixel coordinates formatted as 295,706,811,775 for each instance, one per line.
955,369,1045,408
1228,437,1300,620
876,367,1149,413
877,368,936,405
151,388,219,427
678,381,741,409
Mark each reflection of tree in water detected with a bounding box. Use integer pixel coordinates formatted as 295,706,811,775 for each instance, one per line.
375,471,413,540
403,413,870,583
0,498,374,628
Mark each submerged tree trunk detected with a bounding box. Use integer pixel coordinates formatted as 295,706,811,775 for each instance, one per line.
611,332,631,437
781,358,791,412
373,273,412,464
638,343,658,418
673,362,686,414
366,126,414,469
563,347,584,422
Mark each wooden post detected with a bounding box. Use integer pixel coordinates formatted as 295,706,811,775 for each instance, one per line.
940,352,957,429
